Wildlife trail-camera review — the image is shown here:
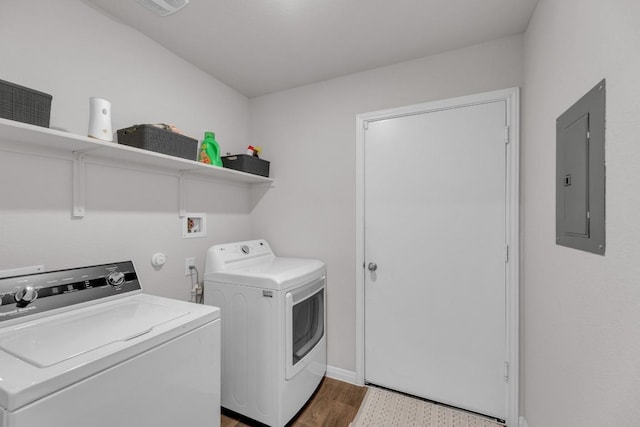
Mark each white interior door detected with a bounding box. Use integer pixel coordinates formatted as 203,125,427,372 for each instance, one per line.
364,100,508,420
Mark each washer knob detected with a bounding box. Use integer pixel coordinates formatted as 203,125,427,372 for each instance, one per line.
14,286,38,307
106,271,125,288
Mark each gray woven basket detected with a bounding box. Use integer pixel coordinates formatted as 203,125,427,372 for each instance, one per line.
222,154,270,177
0,79,52,128
117,125,198,161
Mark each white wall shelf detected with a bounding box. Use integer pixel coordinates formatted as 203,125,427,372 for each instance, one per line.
0,118,273,217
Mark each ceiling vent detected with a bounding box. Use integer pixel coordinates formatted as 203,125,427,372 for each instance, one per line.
135,0,190,17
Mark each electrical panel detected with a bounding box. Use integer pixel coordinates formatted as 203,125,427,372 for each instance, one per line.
556,79,606,255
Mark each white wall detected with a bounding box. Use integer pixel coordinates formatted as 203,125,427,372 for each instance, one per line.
249,35,524,372
522,1,640,425
0,0,253,300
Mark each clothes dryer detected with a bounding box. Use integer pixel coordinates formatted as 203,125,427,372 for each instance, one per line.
204,240,326,427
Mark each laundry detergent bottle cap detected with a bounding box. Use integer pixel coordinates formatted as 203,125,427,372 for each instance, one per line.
199,131,222,167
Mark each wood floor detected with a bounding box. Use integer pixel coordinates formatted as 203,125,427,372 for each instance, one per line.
221,377,367,427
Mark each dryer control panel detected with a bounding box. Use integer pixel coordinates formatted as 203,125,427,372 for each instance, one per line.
0,261,141,323
205,239,275,272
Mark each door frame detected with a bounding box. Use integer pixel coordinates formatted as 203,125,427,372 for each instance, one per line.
354,88,520,426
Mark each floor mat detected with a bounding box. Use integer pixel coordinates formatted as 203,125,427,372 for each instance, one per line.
350,387,503,427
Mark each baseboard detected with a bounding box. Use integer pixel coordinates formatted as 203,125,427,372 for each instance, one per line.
326,365,357,384
519,416,529,427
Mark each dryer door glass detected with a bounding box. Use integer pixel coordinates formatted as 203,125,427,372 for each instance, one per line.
291,287,324,365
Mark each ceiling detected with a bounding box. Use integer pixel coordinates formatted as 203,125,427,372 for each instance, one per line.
84,0,539,98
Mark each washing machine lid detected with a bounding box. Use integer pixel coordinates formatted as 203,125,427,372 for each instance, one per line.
0,293,219,411
206,257,325,291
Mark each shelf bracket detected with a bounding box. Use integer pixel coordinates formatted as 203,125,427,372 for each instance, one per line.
178,172,186,218
72,151,89,218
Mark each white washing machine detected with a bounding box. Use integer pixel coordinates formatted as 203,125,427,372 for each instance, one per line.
0,261,221,427
203,239,326,427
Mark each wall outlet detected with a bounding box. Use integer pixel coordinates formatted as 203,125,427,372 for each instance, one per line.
185,257,195,276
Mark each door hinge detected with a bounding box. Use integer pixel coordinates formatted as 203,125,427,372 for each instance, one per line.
363,121,369,130
504,126,510,144
504,245,509,263
504,361,510,381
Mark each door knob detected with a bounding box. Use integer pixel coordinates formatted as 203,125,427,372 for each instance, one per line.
368,262,378,272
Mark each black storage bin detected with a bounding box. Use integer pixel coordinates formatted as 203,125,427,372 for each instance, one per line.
117,124,198,161
222,154,270,177
0,79,52,128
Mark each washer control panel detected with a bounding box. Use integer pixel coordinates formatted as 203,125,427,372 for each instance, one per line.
0,261,140,322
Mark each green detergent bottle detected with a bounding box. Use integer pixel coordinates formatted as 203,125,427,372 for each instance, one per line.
198,131,222,166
